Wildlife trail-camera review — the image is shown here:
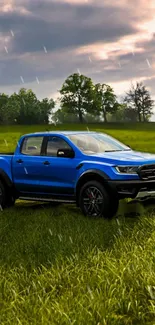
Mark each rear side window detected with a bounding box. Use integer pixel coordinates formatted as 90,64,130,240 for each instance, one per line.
21,136,43,155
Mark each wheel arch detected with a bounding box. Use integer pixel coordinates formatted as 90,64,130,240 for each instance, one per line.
75,169,112,206
0,169,13,188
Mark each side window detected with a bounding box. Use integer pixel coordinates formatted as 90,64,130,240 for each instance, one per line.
46,136,71,157
21,136,43,156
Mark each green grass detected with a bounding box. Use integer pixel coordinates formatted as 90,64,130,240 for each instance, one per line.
0,123,155,325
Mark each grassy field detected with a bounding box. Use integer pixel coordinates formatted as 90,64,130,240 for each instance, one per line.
0,123,155,325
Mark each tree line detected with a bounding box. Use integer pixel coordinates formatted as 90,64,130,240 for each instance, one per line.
0,73,154,124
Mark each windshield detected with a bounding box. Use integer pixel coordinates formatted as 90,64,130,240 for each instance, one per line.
68,133,130,155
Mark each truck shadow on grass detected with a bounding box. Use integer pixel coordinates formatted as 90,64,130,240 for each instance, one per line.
1,198,155,268
16,197,155,217
117,197,155,218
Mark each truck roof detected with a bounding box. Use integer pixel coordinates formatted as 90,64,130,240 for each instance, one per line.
22,131,100,137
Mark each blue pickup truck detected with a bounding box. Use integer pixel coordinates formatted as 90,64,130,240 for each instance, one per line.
1,131,155,218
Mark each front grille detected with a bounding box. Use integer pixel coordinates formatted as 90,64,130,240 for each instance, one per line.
138,164,155,180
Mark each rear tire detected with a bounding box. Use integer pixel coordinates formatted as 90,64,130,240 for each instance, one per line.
0,181,16,209
0,180,6,209
6,195,16,208
79,180,118,219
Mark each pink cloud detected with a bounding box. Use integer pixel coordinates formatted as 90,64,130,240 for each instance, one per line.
0,0,31,14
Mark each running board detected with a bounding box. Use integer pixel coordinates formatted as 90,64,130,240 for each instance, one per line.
19,196,76,203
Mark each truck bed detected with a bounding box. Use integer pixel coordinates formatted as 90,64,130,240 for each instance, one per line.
0,153,14,155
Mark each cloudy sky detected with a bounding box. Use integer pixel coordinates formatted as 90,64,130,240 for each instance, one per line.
0,0,155,110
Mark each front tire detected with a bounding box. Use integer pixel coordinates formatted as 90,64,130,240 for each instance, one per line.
79,180,118,219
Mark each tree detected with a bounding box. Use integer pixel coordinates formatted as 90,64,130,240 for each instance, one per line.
0,93,9,124
59,73,99,123
108,103,138,122
108,103,126,122
39,98,55,124
123,106,138,122
52,107,79,124
52,107,101,124
95,83,118,122
0,93,21,124
14,88,55,124
0,89,55,125
124,82,154,122
17,88,39,124
4,93,20,124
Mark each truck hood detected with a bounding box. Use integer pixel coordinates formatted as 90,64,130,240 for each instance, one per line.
90,150,155,165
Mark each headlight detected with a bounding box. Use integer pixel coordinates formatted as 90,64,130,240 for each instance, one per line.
115,166,139,174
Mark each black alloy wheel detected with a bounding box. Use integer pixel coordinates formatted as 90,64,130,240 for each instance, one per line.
82,185,104,217
79,180,118,219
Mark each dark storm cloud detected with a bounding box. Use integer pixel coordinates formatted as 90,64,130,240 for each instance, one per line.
0,0,155,103
0,46,153,91
0,1,139,54
0,58,38,86
137,36,155,54
141,76,155,96
12,22,136,54
0,49,94,86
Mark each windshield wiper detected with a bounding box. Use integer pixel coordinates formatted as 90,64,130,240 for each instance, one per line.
104,149,131,152
105,150,122,152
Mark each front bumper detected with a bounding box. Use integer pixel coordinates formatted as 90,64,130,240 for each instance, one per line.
108,179,155,199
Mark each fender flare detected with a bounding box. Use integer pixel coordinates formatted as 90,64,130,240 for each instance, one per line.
75,168,110,193
80,169,110,179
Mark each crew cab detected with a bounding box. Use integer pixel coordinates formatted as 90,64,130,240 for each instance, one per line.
1,131,155,218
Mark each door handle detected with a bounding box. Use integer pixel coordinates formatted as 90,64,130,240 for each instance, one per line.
43,161,50,165
16,159,23,163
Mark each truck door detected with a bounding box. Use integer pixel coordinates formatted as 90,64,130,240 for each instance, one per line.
37,135,78,196
12,135,46,193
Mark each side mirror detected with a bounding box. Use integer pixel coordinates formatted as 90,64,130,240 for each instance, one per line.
57,148,75,158
28,146,37,150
